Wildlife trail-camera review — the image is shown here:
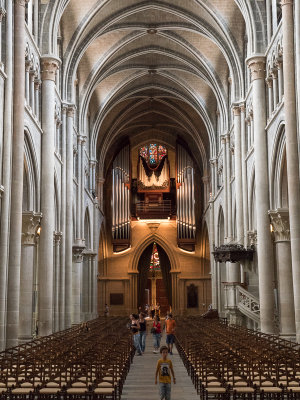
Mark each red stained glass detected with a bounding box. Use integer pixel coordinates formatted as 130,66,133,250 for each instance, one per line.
149,242,160,270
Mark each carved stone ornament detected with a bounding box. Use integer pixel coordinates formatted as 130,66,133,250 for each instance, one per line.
212,244,255,263
281,0,293,6
0,185,4,198
41,56,60,82
73,240,86,263
22,211,42,246
53,231,63,245
269,208,290,242
232,105,241,116
247,230,257,246
247,56,266,81
15,0,29,7
147,222,160,233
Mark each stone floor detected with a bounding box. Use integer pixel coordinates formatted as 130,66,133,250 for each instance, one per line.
121,332,199,400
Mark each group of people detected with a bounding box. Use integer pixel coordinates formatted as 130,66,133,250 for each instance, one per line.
128,311,176,355
139,303,161,318
128,310,177,400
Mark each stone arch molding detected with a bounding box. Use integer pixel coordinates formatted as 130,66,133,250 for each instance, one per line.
129,233,179,274
270,121,286,210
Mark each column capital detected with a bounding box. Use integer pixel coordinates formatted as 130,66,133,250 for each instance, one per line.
239,103,246,113
281,0,293,6
15,0,30,7
247,230,257,246
0,184,4,198
53,231,63,244
232,104,241,116
209,157,217,165
67,104,76,117
0,7,6,21
34,79,41,89
22,212,42,246
73,240,86,263
41,55,60,82
25,60,32,72
265,77,273,88
247,55,266,81
269,208,290,242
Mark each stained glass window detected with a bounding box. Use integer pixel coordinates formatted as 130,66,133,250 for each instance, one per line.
149,242,160,270
139,143,167,169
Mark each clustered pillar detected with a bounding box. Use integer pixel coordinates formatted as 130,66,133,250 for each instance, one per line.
247,56,275,334
38,55,60,337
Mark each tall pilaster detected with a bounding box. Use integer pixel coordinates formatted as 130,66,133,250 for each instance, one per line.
19,212,42,342
225,134,232,241
233,105,244,244
72,244,85,324
221,136,228,238
59,105,67,331
281,0,300,342
38,55,60,337
247,56,275,334
6,0,28,348
240,104,249,243
65,105,75,328
269,209,295,337
53,231,62,332
0,0,13,351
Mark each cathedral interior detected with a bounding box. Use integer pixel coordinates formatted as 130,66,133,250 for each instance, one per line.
0,2,300,395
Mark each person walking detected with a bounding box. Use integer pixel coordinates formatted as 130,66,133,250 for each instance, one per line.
165,314,176,355
152,315,162,353
155,345,176,400
129,314,142,356
138,312,147,353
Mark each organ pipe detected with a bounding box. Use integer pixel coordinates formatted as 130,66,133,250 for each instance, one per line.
112,145,131,244
176,143,196,243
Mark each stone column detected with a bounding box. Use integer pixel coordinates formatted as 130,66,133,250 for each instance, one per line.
59,105,67,331
266,77,273,118
34,79,40,120
92,254,98,318
65,105,75,328
29,70,35,111
281,0,300,342
247,56,275,334
269,209,296,338
271,68,279,108
38,55,60,337
225,134,232,241
25,60,31,105
295,0,300,152
0,7,6,65
240,104,249,243
19,212,42,342
72,244,85,324
0,0,12,351
276,59,283,102
233,105,244,244
53,232,62,332
221,136,228,238
6,0,28,348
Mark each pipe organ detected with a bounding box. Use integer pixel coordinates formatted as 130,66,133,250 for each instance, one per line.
112,145,131,252
176,143,196,251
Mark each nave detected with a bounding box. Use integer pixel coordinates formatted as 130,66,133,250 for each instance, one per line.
1,316,300,399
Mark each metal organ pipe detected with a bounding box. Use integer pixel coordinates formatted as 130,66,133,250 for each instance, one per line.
112,145,131,243
176,144,196,241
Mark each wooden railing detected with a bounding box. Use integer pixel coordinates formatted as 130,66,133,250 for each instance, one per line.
135,200,173,219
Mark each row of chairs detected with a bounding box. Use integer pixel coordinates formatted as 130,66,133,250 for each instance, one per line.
175,317,300,399
0,317,135,399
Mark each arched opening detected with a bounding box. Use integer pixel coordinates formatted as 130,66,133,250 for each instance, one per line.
137,242,172,316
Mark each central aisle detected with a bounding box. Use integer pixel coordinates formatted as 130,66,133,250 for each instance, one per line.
122,331,199,400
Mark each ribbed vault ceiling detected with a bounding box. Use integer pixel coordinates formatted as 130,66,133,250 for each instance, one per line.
59,0,246,175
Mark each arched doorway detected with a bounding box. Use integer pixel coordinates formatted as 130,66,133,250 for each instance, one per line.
137,242,172,315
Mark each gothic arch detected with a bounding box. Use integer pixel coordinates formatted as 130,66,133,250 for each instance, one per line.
218,206,225,246
84,207,91,250
129,233,178,274
270,122,286,209
23,129,39,212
